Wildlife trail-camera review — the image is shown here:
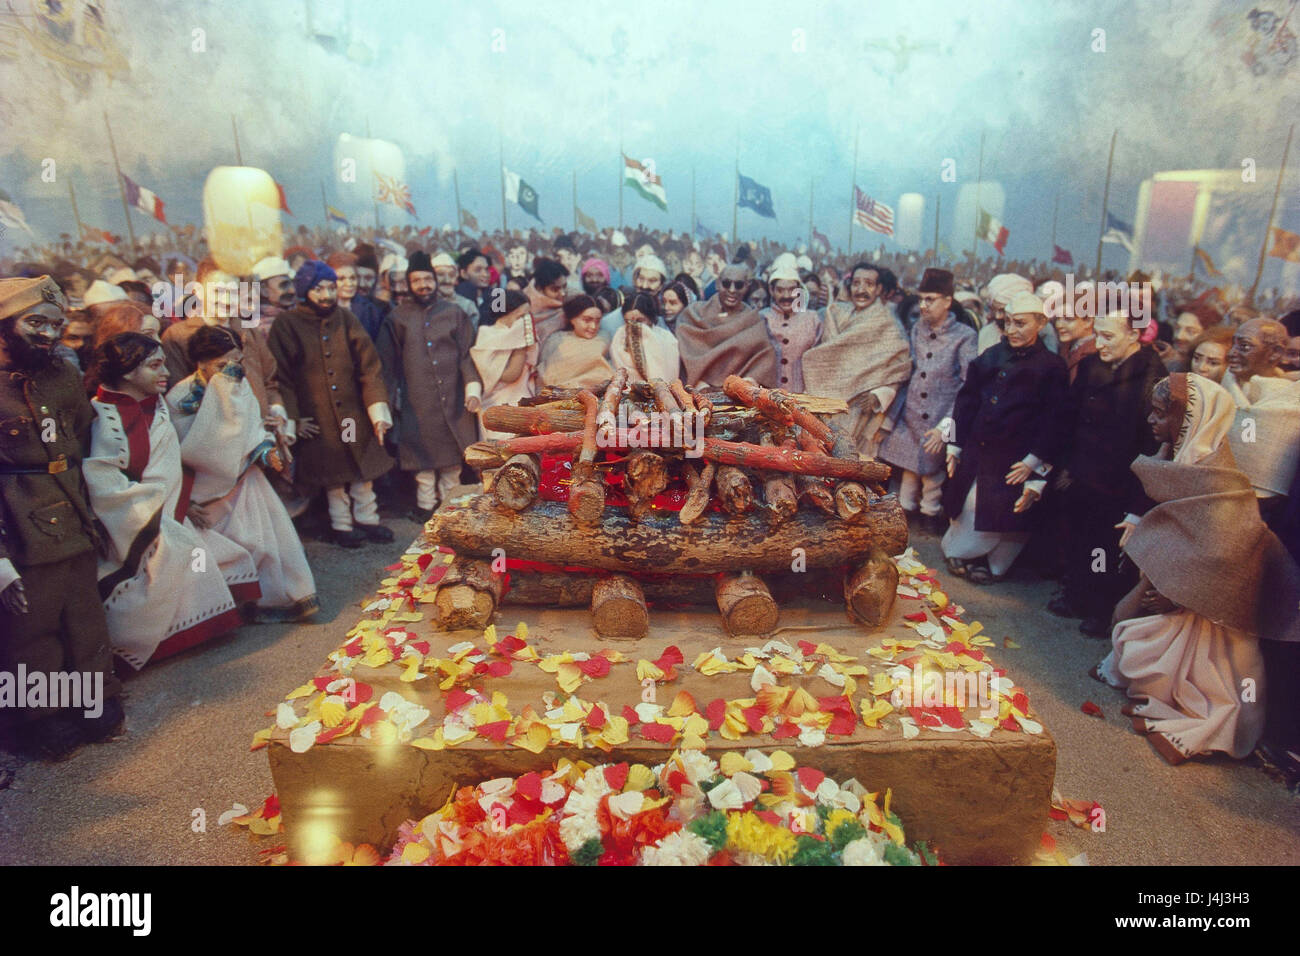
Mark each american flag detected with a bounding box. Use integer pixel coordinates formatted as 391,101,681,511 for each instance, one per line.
374,172,416,216
853,186,894,237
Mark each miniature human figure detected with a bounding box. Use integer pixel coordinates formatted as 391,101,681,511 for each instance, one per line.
538,294,614,387
0,277,124,759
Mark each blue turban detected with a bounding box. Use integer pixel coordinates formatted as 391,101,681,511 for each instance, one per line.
293,259,337,298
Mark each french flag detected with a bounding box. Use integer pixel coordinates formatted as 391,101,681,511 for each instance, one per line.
122,173,167,223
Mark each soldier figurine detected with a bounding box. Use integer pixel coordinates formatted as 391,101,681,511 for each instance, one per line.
0,276,124,760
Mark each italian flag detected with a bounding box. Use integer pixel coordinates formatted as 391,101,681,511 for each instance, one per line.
623,155,667,210
977,207,1009,254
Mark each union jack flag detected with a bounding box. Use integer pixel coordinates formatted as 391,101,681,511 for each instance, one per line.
374,172,416,216
853,186,894,237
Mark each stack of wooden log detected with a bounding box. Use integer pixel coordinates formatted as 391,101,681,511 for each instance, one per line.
429,373,906,638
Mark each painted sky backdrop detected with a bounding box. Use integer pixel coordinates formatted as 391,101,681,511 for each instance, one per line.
1,0,1298,275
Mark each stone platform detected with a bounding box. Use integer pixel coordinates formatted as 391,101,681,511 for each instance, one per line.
263,541,1055,865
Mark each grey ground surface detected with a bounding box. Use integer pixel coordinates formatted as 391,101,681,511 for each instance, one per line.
1,519,1296,866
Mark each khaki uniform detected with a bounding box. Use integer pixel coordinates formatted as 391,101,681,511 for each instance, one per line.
0,353,122,725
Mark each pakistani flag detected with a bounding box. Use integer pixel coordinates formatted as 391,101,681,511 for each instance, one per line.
502,166,541,221
0,188,35,236
576,206,597,232
737,173,775,219
976,207,1009,254
623,155,667,210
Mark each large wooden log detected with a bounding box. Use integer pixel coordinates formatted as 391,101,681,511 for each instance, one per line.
716,572,779,637
591,574,650,639
432,557,504,630
797,473,837,515
503,569,717,607
568,390,605,526
834,481,870,523
679,460,715,525
845,547,900,627
724,375,834,450
430,494,907,574
715,465,755,515
492,454,539,511
530,382,847,417
760,434,798,526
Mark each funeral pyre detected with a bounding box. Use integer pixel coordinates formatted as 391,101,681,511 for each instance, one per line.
427,372,908,638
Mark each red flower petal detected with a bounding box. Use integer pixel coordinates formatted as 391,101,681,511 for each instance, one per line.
1081,701,1104,718
797,640,818,656
705,699,727,731
797,767,826,793
576,657,611,678
603,763,629,791
514,771,542,802
640,722,676,743
907,706,943,728
755,810,781,826
477,720,511,742
904,611,928,622
485,660,513,678
665,769,688,792
416,552,433,570
621,705,641,727
444,689,474,712
773,721,800,739
828,713,857,736
742,706,766,734
585,705,607,729
1012,691,1030,713
425,565,447,585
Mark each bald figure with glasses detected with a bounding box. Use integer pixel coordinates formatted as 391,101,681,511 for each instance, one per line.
674,263,778,388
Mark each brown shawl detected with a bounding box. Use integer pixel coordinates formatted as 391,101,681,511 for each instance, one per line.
525,281,567,353
800,299,911,402
675,294,778,388
1126,443,1300,640
538,331,614,387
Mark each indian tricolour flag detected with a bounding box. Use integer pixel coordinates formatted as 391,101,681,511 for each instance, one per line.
976,207,1008,254
623,155,667,210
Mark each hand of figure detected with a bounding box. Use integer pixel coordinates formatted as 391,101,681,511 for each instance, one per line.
1055,469,1073,491
374,420,391,444
1139,587,1177,615
1013,487,1040,513
946,452,959,478
265,448,284,473
1151,340,1173,358
297,416,321,439
922,428,945,455
465,395,481,414
0,578,29,615
187,502,211,530
1005,460,1033,485
1114,519,1137,549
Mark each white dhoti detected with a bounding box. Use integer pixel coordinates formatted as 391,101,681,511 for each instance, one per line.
940,484,1028,576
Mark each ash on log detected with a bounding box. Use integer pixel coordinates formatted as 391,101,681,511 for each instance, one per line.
432,557,505,630
624,450,669,521
492,454,540,511
591,574,650,638
844,546,900,626
716,571,779,636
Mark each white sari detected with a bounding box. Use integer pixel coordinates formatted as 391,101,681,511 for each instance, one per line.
167,367,317,615
471,320,538,440
85,389,258,669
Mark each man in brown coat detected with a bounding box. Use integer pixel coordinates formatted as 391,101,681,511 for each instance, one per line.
267,262,395,548
377,252,481,521
0,277,123,760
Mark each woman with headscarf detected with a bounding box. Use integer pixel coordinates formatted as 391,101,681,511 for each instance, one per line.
84,333,258,667
166,326,318,624
1095,372,1300,763
610,292,679,383
471,288,538,439
658,279,697,334
674,263,778,388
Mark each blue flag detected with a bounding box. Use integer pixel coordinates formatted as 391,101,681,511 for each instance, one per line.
737,173,775,219
695,218,714,239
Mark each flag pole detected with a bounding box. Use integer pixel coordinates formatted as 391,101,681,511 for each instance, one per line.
933,193,941,263
618,125,624,230
691,165,696,242
732,136,739,245
807,176,814,252
453,167,464,237
1051,190,1059,251
572,169,577,233
67,176,85,241
1250,122,1295,305
321,180,330,226
498,119,508,234
232,115,244,165
1094,129,1117,278
103,110,138,250
847,125,859,255
366,119,380,231
971,129,985,257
